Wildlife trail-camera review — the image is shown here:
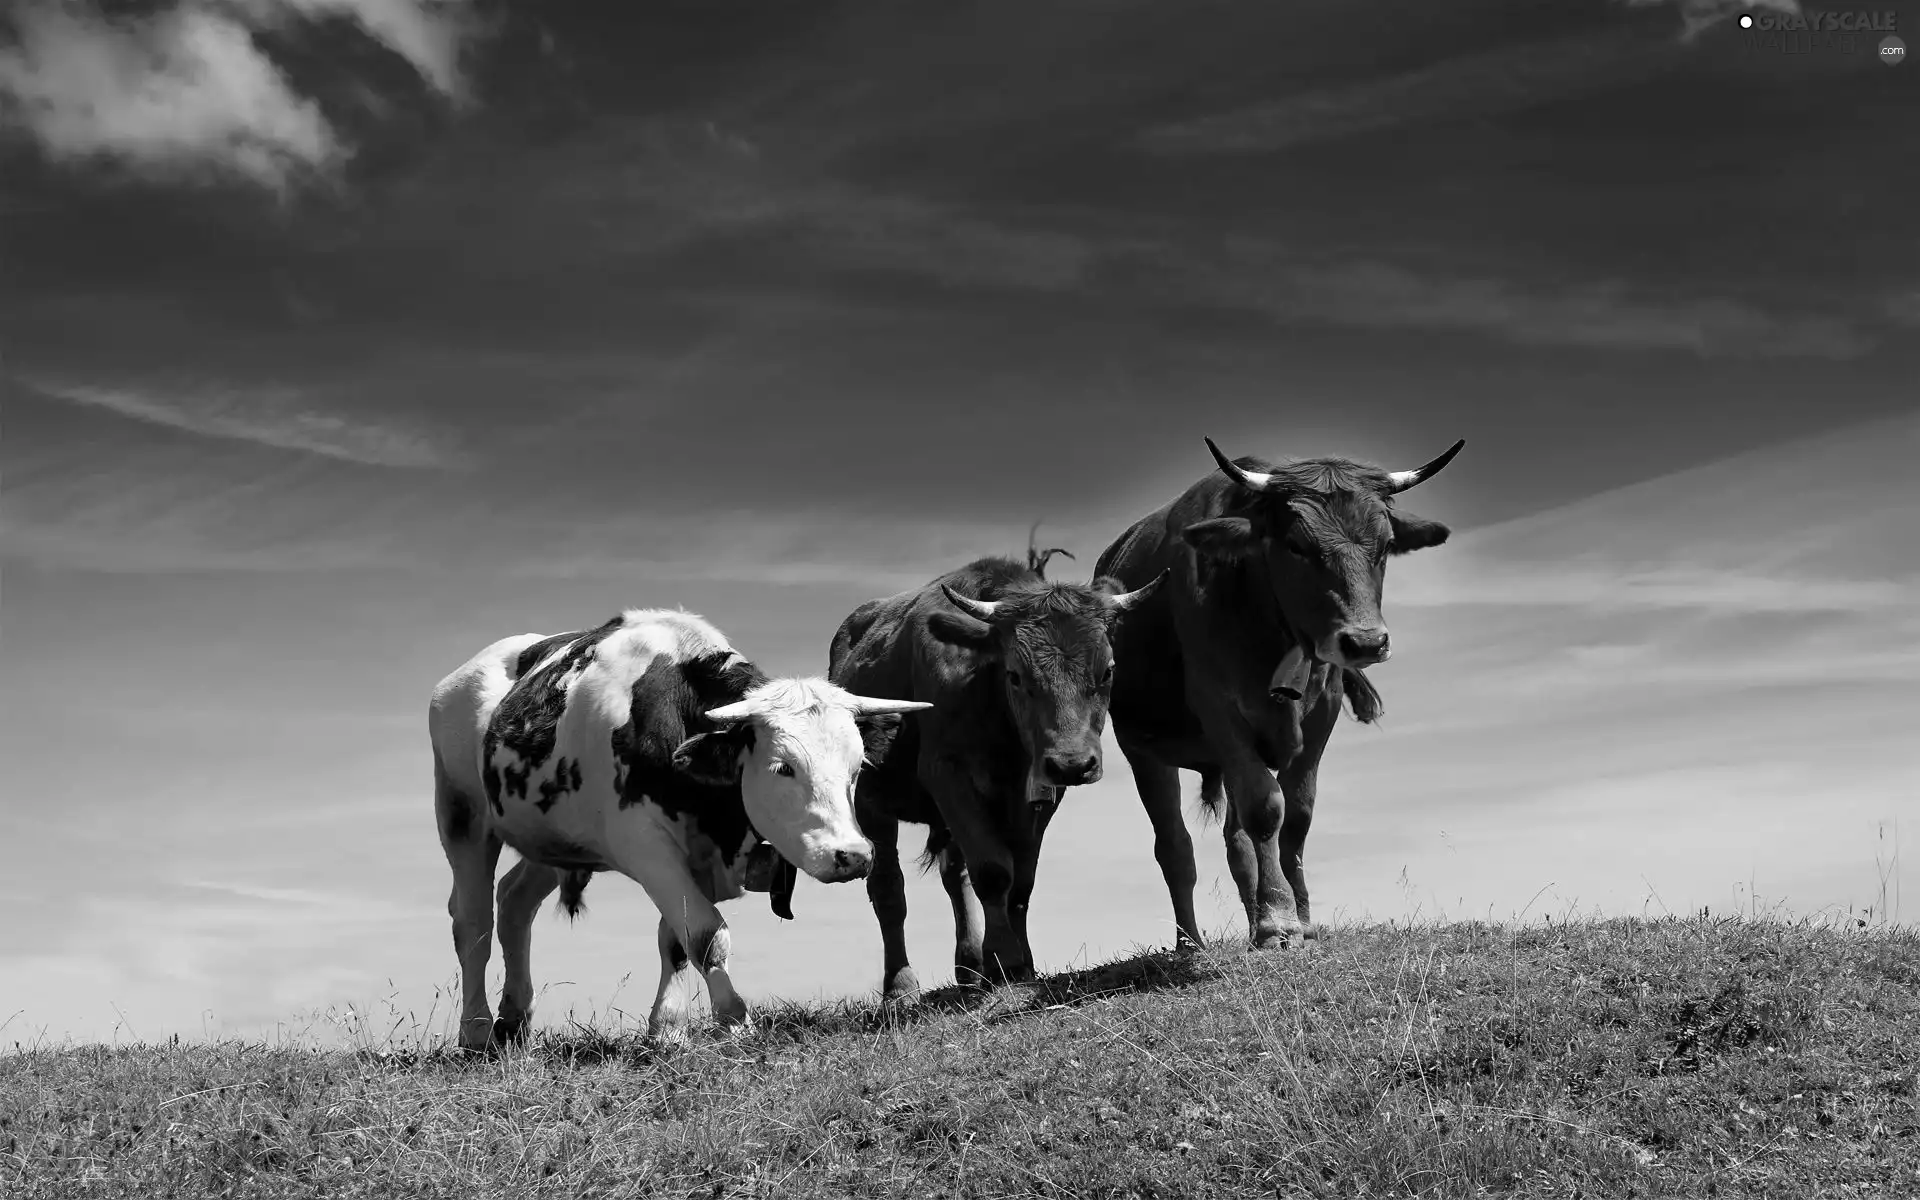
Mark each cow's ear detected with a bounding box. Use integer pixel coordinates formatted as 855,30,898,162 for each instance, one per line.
855,711,908,764
671,727,751,785
1388,510,1450,554
1181,516,1256,560
926,610,998,654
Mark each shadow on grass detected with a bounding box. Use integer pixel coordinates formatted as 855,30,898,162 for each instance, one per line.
389,940,1244,1072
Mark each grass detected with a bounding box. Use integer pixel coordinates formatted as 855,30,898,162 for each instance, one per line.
3,914,1917,1199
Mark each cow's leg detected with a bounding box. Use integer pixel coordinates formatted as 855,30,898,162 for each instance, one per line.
1217,748,1300,950
931,784,1026,985
1004,791,1062,972
1275,679,1341,938
859,795,919,1003
435,769,502,1052
1220,803,1261,936
607,826,748,1033
937,840,987,987
1118,736,1201,950
491,857,561,1047
649,917,706,1041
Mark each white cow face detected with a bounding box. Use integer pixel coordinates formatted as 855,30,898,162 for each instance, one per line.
672,680,929,883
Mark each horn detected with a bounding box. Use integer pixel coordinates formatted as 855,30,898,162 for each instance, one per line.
1103,568,1168,614
703,699,757,724
940,584,1000,622
844,695,934,717
1384,438,1465,494
1203,437,1279,492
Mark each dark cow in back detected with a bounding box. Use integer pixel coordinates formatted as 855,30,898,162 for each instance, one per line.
1094,437,1464,951
828,551,1165,1000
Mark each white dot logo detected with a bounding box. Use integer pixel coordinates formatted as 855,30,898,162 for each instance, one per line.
1738,13,1754,28
1883,35,1908,66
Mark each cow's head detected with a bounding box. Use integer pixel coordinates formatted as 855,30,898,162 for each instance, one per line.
927,572,1166,798
1182,437,1464,669
671,680,930,884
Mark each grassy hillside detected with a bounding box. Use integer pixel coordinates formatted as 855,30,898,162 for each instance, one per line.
4,916,1916,1199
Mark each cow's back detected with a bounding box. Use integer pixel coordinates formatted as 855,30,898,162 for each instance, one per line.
827,588,922,702
429,632,554,802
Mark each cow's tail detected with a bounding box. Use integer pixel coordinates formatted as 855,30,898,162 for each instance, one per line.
558,869,593,920
917,825,952,875
1196,767,1226,822
1341,667,1385,724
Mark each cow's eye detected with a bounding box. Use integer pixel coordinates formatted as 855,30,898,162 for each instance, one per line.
773,762,796,778
1286,535,1322,564
1006,668,1025,690
1097,665,1114,688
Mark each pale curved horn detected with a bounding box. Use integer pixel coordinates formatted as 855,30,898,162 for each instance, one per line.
1203,437,1279,492
844,695,934,717
1384,438,1465,494
940,584,1000,621
1104,568,1168,614
703,699,757,723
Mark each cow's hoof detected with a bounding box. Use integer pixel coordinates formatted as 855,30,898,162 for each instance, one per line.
647,1020,693,1048
456,1018,495,1054
488,1014,529,1050
882,969,922,1007
1250,924,1302,951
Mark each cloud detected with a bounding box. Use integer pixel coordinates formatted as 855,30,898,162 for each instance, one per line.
1139,27,1672,157
0,0,477,191
31,377,459,467
1137,1,1808,157
1394,562,1916,614
1144,249,1874,359
1622,0,1805,42
1389,410,1920,619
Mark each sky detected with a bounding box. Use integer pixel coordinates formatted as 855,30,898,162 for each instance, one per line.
2,0,1916,1046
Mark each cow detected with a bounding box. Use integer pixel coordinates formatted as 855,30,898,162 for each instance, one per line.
1093,437,1464,952
828,550,1166,1002
427,608,930,1050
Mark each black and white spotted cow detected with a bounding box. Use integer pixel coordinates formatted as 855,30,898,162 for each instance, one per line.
428,608,930,1050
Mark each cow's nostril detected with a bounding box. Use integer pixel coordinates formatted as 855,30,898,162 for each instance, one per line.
1043,753,1099,784
834,848,871,879
1338,628,1390,663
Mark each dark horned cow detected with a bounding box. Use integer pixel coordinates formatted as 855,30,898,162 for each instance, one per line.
828,552,1165,1000
1094,438,1464,951
428,608,928,1049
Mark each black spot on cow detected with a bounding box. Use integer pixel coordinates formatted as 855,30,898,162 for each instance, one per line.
609,649,769,867
484,620,625,812
533,755,585,813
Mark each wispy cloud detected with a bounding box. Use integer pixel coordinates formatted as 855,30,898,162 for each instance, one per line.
1137,1,1807,157
1143,249,1874,359
0,0,479,191
1392,410,1920,616
1138,27,1671,157
1623,0,1805,42
31,378,459,467
1395,563,1916,613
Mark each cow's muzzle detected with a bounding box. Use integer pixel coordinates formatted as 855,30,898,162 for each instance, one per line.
1333,626,1391,668
1041,751,1102,786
